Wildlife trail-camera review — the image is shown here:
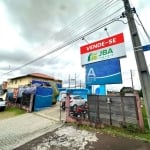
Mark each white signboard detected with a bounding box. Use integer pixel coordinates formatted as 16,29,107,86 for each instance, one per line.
80,33,126,66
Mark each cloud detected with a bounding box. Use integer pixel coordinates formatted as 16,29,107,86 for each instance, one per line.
0,0,149,90
3,0,99,43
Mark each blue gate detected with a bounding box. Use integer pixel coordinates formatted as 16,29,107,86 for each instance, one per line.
34,87,53,111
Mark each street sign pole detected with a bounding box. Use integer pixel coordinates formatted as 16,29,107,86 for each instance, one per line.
142,44,150,51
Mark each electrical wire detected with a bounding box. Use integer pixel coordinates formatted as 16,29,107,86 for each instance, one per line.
135,19,148,44
35,0,122,54
28,3,123,58
54,1,122,40
35,5,124,59
2,16,124,75
26,0,122,62
54,0,119,33
1,0,125,76
135,11,150,42
36,0,118,46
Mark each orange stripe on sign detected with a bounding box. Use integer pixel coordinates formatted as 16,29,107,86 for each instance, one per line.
80,33,124,54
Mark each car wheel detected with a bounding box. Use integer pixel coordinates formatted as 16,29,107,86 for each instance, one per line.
61,102,65,111
62,105,65,111
0,106,5,112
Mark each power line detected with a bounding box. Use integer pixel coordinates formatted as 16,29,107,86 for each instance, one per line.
20,0,118,56
22,0,123,66
36,0,119,46
34,6,124,61
55,1,122,40
1,0,124,76
135,11,150,42
2,15,123,75
35,0,123,55
136,20,148,44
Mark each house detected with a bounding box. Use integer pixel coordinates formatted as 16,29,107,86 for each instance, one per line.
7,73,62,89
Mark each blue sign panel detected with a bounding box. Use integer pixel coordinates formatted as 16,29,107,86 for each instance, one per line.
85,58,122,85
142,44,150,51
95,85,106,95
66,88,89,99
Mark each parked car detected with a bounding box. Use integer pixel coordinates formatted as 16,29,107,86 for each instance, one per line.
61,95,87,111
0,98,6,111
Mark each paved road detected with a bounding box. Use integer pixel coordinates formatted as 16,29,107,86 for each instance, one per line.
0,103,65,150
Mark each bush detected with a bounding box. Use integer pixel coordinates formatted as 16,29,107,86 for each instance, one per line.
126,124,139,133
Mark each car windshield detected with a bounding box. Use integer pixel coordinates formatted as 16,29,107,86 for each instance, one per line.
71,96,83,99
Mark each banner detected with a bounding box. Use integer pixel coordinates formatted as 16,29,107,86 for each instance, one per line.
80,33,126,65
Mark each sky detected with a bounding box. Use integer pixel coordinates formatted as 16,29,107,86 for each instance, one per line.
0,0,150,91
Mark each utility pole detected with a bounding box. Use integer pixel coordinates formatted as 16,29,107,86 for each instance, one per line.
122,0,150,127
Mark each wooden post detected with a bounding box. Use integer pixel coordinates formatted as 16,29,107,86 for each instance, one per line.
121,96,126,126
134,91,144,131
28,94,34,112
65,93,70,122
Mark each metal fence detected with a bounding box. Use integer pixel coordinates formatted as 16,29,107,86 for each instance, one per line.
7,93,33,112
21,93,31,107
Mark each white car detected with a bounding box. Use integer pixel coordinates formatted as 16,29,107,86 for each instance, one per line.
61,95,87,111
70,95,87,106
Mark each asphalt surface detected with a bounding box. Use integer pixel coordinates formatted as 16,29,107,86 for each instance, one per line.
14,125,150,150
0,103,65,150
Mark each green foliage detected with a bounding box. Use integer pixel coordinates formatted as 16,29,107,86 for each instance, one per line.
67,123,150,142
120,86,134,96
0,106,26,120
126,124,139,133
6,106,26,115
138,89,143,97
141,102,149,130
100,126,150,142
50,82,59,104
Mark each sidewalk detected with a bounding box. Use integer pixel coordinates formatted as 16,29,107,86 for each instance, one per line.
0,103,64,150
35,102,65,122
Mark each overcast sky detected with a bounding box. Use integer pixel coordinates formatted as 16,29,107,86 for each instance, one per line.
0,0,150,90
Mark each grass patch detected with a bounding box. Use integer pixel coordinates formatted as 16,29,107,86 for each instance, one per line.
66,122,150,142
6,106,26,115
99,126,150,142
0,106,26,120
141,101,149,130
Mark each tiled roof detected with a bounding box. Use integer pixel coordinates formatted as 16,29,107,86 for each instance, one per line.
8,73,62,81
30,73,54,80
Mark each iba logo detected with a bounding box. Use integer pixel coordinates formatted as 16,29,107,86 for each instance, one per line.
88,48,113,62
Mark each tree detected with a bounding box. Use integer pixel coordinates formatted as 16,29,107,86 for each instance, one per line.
50,82,59,105
138,89,143,98
120,87,134,96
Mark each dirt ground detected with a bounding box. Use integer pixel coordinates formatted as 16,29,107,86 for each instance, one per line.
14,125,150,150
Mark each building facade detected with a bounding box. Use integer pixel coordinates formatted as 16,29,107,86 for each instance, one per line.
7,73,62,89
